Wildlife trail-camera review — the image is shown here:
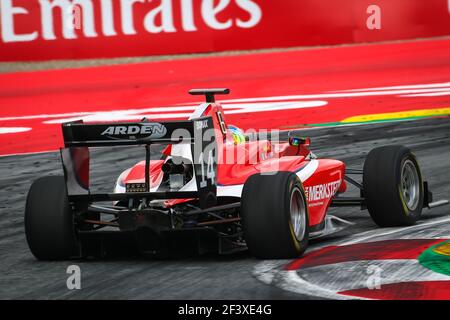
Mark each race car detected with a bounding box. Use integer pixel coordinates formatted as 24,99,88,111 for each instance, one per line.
24,89,448,260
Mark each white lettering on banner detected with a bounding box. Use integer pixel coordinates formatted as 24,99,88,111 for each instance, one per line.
121,0,145,35
0,0,263,43
40,0,73,40
0,0,38,43
100,0,117,36
305,180,341,202
236,0,262,28
69,5,82,31
202,0,233,30
39,0,98,40
144,0,176,33
181,0,197,32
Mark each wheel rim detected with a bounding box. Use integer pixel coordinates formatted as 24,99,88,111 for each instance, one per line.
290,187,307,241
401,159,420,211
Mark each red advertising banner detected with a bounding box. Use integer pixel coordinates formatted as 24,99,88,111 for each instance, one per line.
0,0,449,61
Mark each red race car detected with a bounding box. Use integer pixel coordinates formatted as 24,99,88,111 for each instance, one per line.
24,89,448,260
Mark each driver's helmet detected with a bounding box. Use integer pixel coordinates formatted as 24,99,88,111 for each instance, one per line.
228,125,246,145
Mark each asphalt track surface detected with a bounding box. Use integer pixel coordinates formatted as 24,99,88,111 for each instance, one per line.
0,117,449,299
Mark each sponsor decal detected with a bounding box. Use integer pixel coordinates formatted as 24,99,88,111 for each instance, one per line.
0,0,262,43
126,183,148,193
216,111,227,134
195,119,209,130
100,123,167,139
305,180,340,202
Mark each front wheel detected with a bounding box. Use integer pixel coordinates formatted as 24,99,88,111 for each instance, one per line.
363,146,424,227
25,176,79,260
241,172,309,259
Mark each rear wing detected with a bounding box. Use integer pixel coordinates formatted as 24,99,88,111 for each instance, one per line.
60,117,218,209
62,120,196,147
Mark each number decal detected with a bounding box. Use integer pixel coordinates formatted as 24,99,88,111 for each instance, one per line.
199,152,206,188
199,150,216,188
207,151,216,183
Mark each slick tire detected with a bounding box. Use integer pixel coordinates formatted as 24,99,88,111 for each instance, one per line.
25,176,79,260
241,172,309,259
363,145,424,227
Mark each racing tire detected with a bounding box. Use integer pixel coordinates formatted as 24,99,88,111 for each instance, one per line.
241,172,309,259
363,145,424,227
25,176,79,260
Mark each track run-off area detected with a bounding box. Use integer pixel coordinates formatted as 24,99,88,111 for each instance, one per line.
0,38,449,299
0,38,449,155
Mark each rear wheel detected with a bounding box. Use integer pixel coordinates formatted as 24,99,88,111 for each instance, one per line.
241,172,309,259
25,176,79,260
363,146,424,227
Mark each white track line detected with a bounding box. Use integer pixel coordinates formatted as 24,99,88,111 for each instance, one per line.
334,82,450,92
340,216,450,246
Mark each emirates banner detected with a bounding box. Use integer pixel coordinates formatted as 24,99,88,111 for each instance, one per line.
0,0,449,61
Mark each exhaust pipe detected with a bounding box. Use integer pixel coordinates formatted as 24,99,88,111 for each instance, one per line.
162,162,190,175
